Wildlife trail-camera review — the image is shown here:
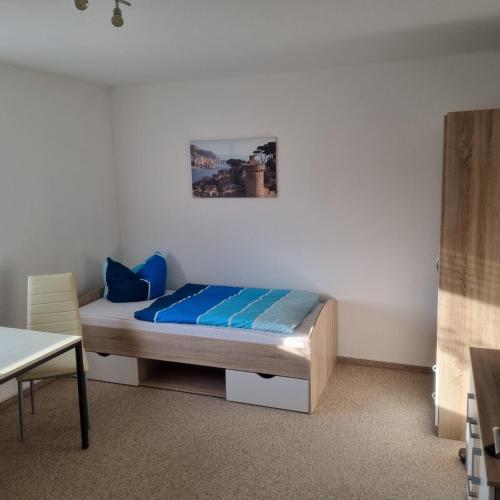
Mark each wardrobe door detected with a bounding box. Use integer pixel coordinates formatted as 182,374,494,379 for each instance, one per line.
437,109,500,440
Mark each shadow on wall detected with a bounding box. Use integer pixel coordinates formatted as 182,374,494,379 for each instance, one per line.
82,253,106,294
338,299,436,365
80,241,121,294
291,15,500,67
166,253,192,290
164,245,325,293
0,259,16,327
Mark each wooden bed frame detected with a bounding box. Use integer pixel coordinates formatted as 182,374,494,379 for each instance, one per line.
78,289,337,413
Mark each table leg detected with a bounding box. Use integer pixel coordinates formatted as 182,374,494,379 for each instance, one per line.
18,381,25,442
30,380,35,415
75,341,89,449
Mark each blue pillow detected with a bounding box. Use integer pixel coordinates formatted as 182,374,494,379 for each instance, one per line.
103,252,167,303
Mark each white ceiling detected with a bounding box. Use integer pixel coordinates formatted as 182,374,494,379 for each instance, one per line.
1,0,500,85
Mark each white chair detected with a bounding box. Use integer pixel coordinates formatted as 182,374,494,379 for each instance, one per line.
17,273,89,441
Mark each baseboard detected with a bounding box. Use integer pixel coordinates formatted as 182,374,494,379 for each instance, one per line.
338,356,432,374
0,359,431,413
0,379,54,412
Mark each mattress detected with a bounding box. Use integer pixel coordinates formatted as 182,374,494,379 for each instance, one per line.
79,291,323,348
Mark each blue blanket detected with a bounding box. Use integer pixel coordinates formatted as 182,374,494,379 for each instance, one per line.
134,283,319,334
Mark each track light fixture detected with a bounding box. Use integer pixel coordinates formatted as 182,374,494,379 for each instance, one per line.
111,4,124,27
74,0,89,10
74,0,132,28
111,0,131,27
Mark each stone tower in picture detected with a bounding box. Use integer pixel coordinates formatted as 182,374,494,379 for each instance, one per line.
244,156,266,197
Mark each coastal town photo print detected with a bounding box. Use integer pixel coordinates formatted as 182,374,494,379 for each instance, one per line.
191,137,277,198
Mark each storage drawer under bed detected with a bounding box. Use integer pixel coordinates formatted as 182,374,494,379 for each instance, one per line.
87,352,140,386
226,369,309,413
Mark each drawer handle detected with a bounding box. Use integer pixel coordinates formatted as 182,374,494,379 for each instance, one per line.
467,477,479,498
257,373,275,379
467,447,482,497
467,417,480,439
97,352,111,357
466,393,476,428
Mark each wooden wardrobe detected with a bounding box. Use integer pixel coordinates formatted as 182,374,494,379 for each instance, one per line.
436,108,500,440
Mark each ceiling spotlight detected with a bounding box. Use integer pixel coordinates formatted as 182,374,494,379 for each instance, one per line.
74,0,132,29
74,0,89,10
111,7,123,27
111,0,131,28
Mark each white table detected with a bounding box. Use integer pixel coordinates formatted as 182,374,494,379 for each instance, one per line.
0,327,89,449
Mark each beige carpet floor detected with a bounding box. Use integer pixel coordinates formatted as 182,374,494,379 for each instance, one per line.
0,364,464,500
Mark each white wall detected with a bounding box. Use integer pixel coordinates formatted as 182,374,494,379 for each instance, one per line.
110,50,500,368
0,63,119,401
1,49,498,398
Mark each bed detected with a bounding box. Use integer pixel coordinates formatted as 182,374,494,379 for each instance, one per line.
79,289,337,413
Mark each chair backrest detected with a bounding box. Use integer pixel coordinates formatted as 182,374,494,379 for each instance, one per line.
27,273,82,337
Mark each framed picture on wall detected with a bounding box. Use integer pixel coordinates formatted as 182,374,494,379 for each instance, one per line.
190,137,277,198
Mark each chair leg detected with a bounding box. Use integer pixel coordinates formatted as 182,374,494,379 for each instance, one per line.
29,380,35,415
18,381,25,442
84,374,90,430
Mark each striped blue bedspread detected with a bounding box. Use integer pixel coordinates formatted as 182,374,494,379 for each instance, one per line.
134,283,319,334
